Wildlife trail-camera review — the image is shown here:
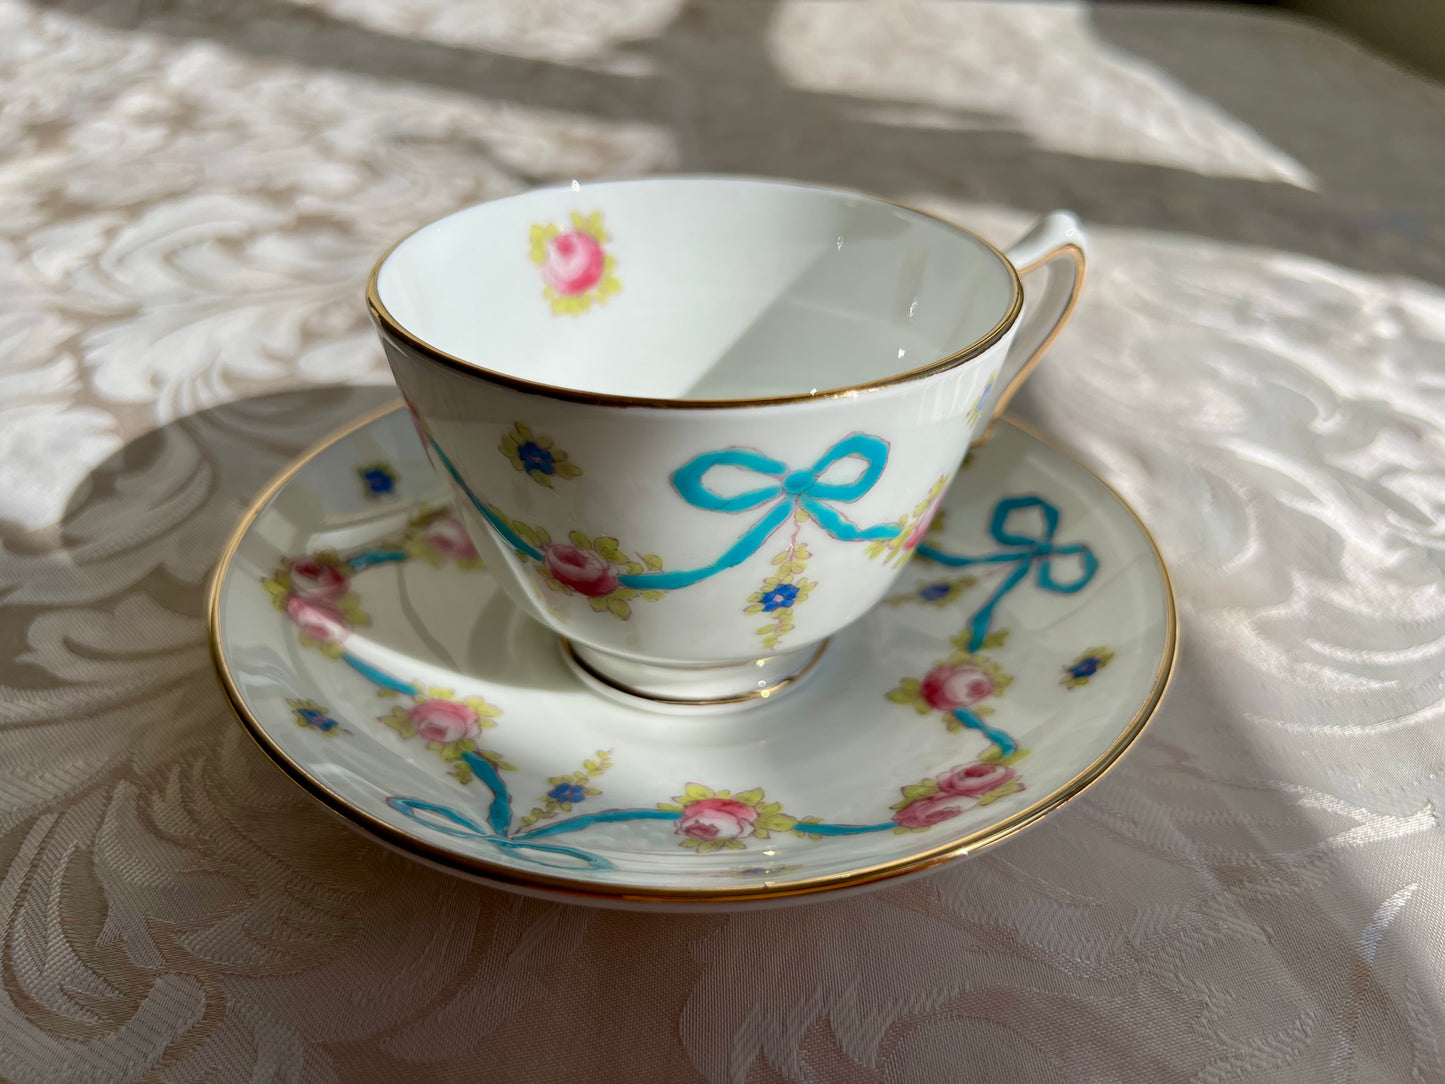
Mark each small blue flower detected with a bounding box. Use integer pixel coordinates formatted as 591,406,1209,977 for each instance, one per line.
360,464,397,495
518,441,556,476
298,708,339,732
1062,647,1114,689
548,782,586,804
760,582,800,612
919,581,951,602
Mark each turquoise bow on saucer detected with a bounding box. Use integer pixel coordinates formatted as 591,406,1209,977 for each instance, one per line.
917,495,1098,651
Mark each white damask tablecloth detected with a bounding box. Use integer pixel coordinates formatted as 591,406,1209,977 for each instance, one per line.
2,1,1444,1080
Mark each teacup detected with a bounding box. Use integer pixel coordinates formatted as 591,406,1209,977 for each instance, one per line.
368,177,1084,710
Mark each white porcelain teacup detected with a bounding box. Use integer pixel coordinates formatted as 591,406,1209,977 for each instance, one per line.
369,177,1085,710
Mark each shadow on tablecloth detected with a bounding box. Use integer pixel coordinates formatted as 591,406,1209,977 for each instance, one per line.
33,0,1445,289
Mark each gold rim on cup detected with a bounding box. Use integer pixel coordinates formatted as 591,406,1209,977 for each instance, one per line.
366,175,1028,411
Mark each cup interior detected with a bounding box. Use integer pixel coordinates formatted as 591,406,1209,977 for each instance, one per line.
373,177,1017,401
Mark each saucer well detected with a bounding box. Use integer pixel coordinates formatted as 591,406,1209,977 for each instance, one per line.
209,404,1175,908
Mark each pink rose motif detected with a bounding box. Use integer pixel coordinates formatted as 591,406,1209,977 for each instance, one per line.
426,516,479,560
903,498,942,550
892,793,971,830
408,698,480,744
676,798,759,841
919,664,994,712
541,231,605,296
285,594,350,644
288,557,348,601
542,542,620,598
937,761,1016,798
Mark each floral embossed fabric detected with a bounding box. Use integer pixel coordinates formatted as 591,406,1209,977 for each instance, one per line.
1,1,1443,1081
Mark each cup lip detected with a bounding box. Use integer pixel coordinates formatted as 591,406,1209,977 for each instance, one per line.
366,173,1025,410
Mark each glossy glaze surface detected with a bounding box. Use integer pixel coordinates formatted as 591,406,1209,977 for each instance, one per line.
211,406,1173,906
371,180,1085,697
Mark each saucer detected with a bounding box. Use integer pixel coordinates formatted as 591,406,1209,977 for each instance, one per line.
210,404,1175,908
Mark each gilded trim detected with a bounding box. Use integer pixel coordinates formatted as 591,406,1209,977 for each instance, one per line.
971,241,1086,450
983,242,1087,431
559,637,829,706
365,175,1025,410
208,403,1177,905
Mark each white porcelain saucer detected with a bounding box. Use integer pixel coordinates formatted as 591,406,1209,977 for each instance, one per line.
210,404,1175,909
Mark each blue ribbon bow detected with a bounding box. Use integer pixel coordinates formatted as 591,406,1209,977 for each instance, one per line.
621,434,900,590
917,495,1097,651
952,708,1018,758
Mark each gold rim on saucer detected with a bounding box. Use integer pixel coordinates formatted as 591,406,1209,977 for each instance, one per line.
208,403,1177,905
366,175,1026,411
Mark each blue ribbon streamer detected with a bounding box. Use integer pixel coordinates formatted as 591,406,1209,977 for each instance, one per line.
792,822,895,836
387,797,615,870
425,434,544,560
916,495,1098,651
952,708,1017,758
347,550,410,571
341,652,419,696
461,752,513,836
513,808,895,841
423,428,901,592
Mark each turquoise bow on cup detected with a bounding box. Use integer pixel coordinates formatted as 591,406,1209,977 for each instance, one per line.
622,433,901,591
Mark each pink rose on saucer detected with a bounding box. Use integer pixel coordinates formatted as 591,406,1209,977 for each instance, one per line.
285,594,350,644
938,761,1015,798
919,664,994,712
288,557,348,601
892,794,970,830
542,542,619,597
541,231,605,296
426,516,479,560
677,798,759,841
409,698,480,744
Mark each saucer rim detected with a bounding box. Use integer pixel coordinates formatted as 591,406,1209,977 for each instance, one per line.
208,402,1178,905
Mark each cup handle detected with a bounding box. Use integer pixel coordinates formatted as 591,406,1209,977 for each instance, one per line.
977,210,1087,443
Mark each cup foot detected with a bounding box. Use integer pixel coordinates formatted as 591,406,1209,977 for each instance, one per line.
559,639,828,715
